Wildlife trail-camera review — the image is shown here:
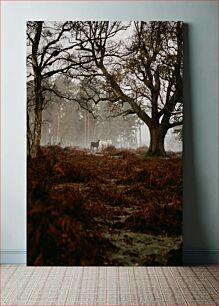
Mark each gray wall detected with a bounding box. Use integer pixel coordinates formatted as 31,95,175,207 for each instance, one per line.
1,1,218,263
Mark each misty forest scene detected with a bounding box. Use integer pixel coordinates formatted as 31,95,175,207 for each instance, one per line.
27,21,183,266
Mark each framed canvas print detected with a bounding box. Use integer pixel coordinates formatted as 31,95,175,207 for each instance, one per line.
27,21,183,266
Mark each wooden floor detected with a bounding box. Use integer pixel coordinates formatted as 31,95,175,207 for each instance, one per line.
1,265,218,305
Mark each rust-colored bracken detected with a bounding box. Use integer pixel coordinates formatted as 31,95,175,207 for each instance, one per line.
27,146,182,266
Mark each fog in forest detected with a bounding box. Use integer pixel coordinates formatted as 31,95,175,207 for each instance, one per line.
27,21,183,157
35,90,182,151
27,68,182,153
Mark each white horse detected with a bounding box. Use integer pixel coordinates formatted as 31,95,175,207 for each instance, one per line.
99,139,112,151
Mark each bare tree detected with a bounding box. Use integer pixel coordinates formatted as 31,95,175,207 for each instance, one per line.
73,21,183,156
27,21,83,157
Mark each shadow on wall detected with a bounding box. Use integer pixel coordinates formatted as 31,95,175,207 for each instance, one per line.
183,24,208,264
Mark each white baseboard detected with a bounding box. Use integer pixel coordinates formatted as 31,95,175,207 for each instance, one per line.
0,250,26,264
0,249,218,265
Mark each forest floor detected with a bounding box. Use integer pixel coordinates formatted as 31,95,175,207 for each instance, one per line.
27,146,183,266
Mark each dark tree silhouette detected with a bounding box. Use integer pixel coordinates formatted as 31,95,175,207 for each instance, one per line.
73,21,183,156
27,21,84,157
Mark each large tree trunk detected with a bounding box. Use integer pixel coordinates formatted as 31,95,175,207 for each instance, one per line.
29,21,43,159
147,125,167,157
27,111,32,157
29,75,44,158
30,107,42,158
